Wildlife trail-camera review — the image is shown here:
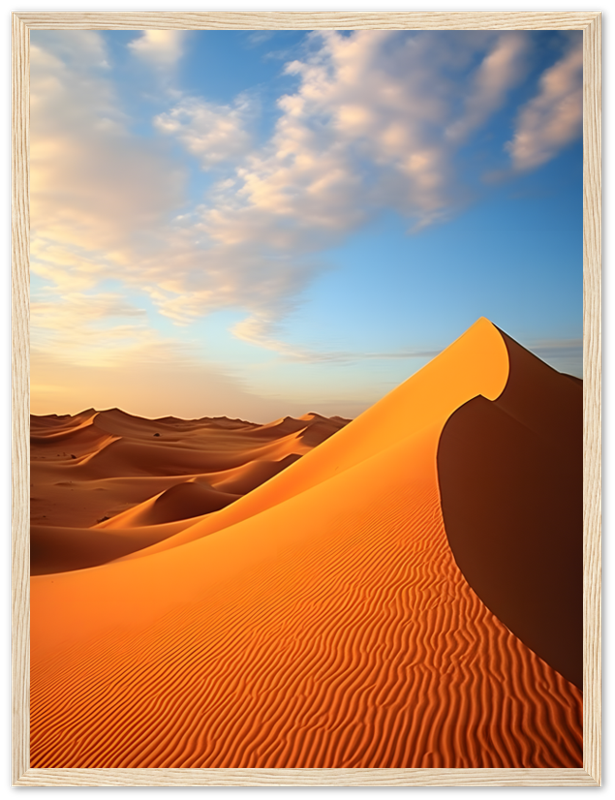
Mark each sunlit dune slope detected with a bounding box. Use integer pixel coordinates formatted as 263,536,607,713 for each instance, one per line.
117,317,509,560
30,318,582,768
438,329,583,688
30,409,348,574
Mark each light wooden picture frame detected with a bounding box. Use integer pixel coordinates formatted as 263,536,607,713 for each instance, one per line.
12,11,602,788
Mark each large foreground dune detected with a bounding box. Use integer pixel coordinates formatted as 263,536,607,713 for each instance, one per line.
30,318,583,768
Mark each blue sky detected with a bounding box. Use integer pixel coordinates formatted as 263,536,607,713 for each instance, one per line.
29,29,583,420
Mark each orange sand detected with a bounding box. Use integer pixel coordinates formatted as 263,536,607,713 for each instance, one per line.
30,318,582,768
31,410,347,574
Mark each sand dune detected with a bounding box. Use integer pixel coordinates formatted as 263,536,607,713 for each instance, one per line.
207,454,302,495
30,318,582,768
113,317,510,561
101,481,241,527
31,409,348,573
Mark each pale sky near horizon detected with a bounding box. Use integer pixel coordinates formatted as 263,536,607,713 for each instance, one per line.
30,29,583,422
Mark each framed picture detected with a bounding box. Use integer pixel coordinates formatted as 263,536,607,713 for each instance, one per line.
12,11,601,787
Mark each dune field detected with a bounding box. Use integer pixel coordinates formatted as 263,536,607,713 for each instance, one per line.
31,410,349,575
30,318,583,768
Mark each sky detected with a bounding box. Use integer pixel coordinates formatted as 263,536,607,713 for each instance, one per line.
29,28,584,422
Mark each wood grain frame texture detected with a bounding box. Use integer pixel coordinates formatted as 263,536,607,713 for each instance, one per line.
11,11,602,788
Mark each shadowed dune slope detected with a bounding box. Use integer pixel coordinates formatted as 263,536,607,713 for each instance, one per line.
437,330,583,688
31,319,582,768
30,524,186,576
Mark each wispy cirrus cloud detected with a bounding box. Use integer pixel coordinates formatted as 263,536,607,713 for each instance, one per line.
506,37,583,171
231,313,441,364
445,32,530,143
246,31,276,47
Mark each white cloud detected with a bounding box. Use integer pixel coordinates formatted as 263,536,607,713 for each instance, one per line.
154,97,253,168
31,30,110,70
30,33,187,292
197,29,533,267
506,37,583,171
128,30,186,66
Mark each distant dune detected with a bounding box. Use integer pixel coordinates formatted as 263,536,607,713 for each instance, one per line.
31,410,348,574
30,318,582,768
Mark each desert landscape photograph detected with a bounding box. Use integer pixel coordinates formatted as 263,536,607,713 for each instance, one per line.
29,28,584,769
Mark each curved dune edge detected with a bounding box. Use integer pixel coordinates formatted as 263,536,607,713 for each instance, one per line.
31,318,582,768
437,329,583,689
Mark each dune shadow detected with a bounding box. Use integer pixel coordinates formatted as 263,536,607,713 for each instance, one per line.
437,329,583,689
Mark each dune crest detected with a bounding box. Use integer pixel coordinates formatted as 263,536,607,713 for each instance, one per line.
31,318,582,768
